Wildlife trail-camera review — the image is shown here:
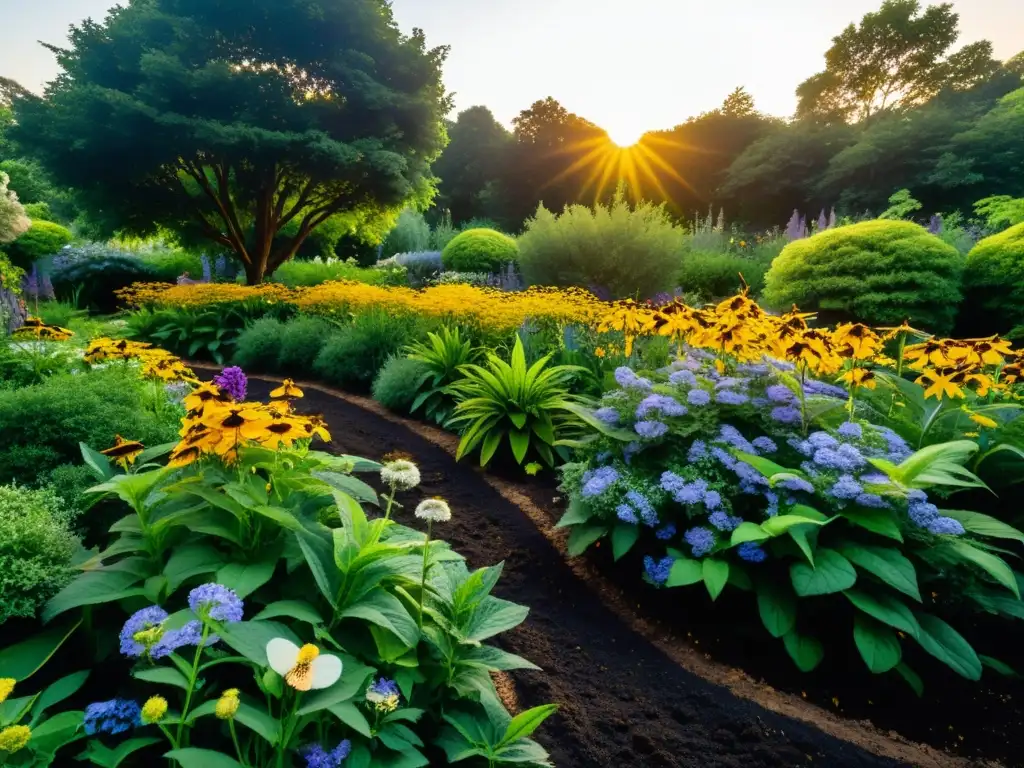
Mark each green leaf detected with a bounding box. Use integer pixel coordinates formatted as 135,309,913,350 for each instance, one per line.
838,544,921,602
941,509,1024,543
296,531,339,608
782,630,824,672
665,557,704,587
840,507,903,542
790,549,856,596
943,540,1021,598
43,570,146,622
0,621,80,680
730,522,770,546
702,559,729,601
218,621,301,666
461,646,540,672
499,704,559,748
788,525,815,566
756,582,796,639
566,523,606,556
554,499,594,528
327,701,372,737
78,737,161,768
611,524,639,561
894,662,924,697
853,614,902,674
913,613,982,680
27,710,84,755
216,557,277,599
341,590,420,648
165,748,244,768
79,441,114,480
508,429,530,464
252,600,324,625
462,596,529,643
232,701,280,745
980,654,1017,676
731,451,798,480
29,670,88,723
761,514,828,538
133,666,190,690
844,590,919,637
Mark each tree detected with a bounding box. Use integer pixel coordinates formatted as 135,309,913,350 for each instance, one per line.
721,87,757,118
14,0,450,284
433,106,512,225
796,1,998,122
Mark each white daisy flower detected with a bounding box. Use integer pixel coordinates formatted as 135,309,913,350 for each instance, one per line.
414,498,451,523
266,639,342,691
380,459,421,491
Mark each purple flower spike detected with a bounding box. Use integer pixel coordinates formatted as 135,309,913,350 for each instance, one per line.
214,366,248,401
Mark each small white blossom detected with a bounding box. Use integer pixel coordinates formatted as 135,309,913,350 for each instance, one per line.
380,460,421,491
415,498,451,523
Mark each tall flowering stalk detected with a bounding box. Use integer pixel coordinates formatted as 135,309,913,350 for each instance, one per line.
414,498,451,628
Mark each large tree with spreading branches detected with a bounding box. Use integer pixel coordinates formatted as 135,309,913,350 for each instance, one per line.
14,0,451,283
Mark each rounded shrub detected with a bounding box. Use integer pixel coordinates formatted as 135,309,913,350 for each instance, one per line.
517,200,683,299
961,223,1024,336
6,220,72,268
278,316,334,372
372,356,432,413
763,220,963,334
232,317,285,372
51,251,157,312
441,228,518,273
314,310,423,391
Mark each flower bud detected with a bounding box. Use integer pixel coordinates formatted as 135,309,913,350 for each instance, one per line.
215,688,240,720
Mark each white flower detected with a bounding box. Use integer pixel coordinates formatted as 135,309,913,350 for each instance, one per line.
414,498,451,523
380,459,421,491
266,639,342,691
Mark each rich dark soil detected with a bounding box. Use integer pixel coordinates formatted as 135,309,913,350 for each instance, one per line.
240,375,910,768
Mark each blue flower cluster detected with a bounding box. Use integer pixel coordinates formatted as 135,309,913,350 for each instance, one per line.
188,583,245,623
635,420,669,439
684,526,716,557
615,367,653,391
84,699,141,735
737,542,767,563
643,555,673,586
595,407,619,426
906,490,965,535
636,394,687,420
660,473,720,508
119,606,216,658
616,490,659,526
303,740,352,768
582,466,619,497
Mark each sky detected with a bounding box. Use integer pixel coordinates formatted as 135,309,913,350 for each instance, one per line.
2,0,1020,144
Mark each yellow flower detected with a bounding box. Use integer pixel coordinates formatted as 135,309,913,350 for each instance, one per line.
0,725,30,753
100,435,145,469
0,678,14,704
141,695,168,724
839,368,877,390
270,379,304,399
965,410,998,429
215,689,240,720
915,368,965,400
594,347,606,358
831,323,880,360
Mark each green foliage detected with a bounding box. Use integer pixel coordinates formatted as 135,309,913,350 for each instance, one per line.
314,311,425,391
517,199,683,299
763,220,963,333
974,195,1024,231
433,107,513,225
448,336,590,467
0,158,54,205
678,250,774,301
961,222,1024,335
13,0,450,283
272,258,394,288
878,189,923,220
382,209,431,257
372,356,433,414
232,318,286,372
137,248,205,282
22,201,54,222
50,250,157,313
0,338,83,387
0,366,180,484
278,316,335,372
5,220,72,269
405,326,479,425
441,228,518,273
38,462,98,515
0,484,77,624
132,305,272,364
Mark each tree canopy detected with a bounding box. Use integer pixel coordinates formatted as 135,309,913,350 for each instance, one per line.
14,0,451,283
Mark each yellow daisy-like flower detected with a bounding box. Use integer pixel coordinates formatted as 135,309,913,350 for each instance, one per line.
839,368,877,390
270,379,304,399
215,688,241,720
0,678,14,704
915,368,965,400
0,724,31,753
100,435,145,469
141,695,168,724
831,323,881,360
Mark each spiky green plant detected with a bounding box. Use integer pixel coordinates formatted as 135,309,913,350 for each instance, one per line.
404,326,479,425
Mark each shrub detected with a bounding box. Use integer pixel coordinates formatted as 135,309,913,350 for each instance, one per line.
5,220,72,268
22,202,54,222
38,462,97,514
232,317,286,372
278,316,334,371
50,248,158,312
678,251,773,301
517,199,683,299
138,248,205,282
0,366,180,484
405,326,479,425
272,257,392,287
0,485,77,625
372,356,432,413
442,228,518,273
763,220,963,334
384,251,442,286
961,223,1024,336
314,310,425,391
382,208,431,257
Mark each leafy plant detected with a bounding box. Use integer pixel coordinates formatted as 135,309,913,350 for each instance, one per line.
5,220,72,269
441,228,518,273
382,208,432,257
372,356,433,414
448,335,591,466
277,316,334,372
132,307,258,364
961,222,1024,336
314,310,425,392
50,250,157,313
404,326,479,425
0,670,93,765
231,317,285,371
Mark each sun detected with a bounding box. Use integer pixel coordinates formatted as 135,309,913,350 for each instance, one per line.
606,126,646,148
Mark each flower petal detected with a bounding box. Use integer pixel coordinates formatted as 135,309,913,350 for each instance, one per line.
266,638,299,676
309,654,342,689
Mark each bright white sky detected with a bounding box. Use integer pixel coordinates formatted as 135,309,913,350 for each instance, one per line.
2,0,1020,143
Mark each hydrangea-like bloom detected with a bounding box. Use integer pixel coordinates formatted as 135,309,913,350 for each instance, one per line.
594,407,620,426
737,542,767,563
582,466,619,497
616,504,639,524
765,384,795,403
855,492,888,509
636,394,687,420
908,501,940,528
715,390,749,406
380,459,421,490
643,555,673,586
614,367,653,391
687,388,711,406
708,510,742,531
837,422,863,440
624,490,658,526
752,436,778,454
303,741,352,768
635,420,669,439
214,366,247,401
778,476,814,494
829,475,863,500
84,699,141,735
771,406,802,425
655,523,677,541
687,440,708,462
927,516,965,536
188,583,244,623
366,678,401,713
684,526,716,558
669,369,698,387
807,431,839,451
120,606,169,657
718,425,755,453
703,490,722,509
804,379,847,399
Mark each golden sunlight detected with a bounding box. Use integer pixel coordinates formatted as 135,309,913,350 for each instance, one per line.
606,126,646,148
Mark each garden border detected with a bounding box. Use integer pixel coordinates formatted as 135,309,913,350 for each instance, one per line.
188,362,996,768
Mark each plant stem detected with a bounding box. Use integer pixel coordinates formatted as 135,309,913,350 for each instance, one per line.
418,521,432,628
383,485,398,522
229,719,247,767
175,623,210,745
158,723,180,750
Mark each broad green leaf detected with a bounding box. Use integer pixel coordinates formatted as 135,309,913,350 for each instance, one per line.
79,441,114,480
731,451,799,480
231,701,280,745
43,570,146,622
508,429,530,464
788,525,815,565
252,600,324,625
894,662,924,697
611,524,639,561
896,440,979,485
133,666,190,690
327,701,372,737
216,557,277,599
840,507,903,542
165,748,244,768
702,559,729,601
979,655,1016,676
762,514,828,538
219,621,301,666
782,630,824,672
78,737,161,768
790,549,856,596
756,582,796,639
554,499,594,528
341,590,420,648
462,597,529,643
296,531,338,608
27,710,84,755
837,544,921,602
29,670,88,723
944,540,1020,598
566,523,606,556
499,704,559,748
730,522,770,546
461,646,540,671
913,613,982,680
665,557,703,587
844,590,919,637
0,621,80,680
941,509,1024,543
853,614,902,673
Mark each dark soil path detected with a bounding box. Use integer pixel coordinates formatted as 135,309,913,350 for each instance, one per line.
214,369,943,768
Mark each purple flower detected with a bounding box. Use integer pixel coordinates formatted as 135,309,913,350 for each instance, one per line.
808,432,839,451
594,407,620,426
687,440,708,463
623,442,644,463
737,542,767,563
804,379,847,399
927,517,965,536
635,420,669,439
703,490,722,509
84,700,141,735
829,475,863,500
764,490,780,517
188,583,244,623
716,390,750,406
717,425,755,453
582,466,619,497
616,504,639,524
875,426,912,462
752,436,777,454
687,389,711,406
708,510,742,531
636,394,687,419
152,620,218,657
715,377,745,390
625,490,658,526
684,527,716,558
120,606,169,657
855,493,888,509
643,555,674,586
669,370,697,387
837,422,863,440
765,384,795,404
711,446,737,469
908,501,940,528
214,367,247,401
615,367,653,391
860,472,892,486
771,406,802,425
303,740,352,768
655,523,677,541
778,476,814,494
813,448,861,473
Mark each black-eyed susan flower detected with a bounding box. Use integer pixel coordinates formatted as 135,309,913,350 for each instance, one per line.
915,368,965,400
831,323,880,359
100,435,145,469
839,368,877,390
266,640,342,691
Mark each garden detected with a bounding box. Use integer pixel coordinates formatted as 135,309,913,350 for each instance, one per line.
1,0,1024,766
